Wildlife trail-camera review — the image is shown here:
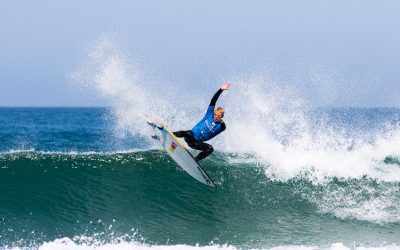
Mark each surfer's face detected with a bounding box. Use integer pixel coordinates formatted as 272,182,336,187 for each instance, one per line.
214,111,223,122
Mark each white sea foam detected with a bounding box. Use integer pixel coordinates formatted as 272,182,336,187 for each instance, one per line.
0,148,155,156
11,238,396,250
221,77,400,183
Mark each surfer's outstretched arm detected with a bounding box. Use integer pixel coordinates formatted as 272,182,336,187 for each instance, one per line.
209,83,231,106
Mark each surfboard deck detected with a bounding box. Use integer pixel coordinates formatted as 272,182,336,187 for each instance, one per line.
147,122,216,188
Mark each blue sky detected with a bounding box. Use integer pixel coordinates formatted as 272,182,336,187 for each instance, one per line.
1,0,400,107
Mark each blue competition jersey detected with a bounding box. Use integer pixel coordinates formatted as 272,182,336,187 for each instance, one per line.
191,106,224,141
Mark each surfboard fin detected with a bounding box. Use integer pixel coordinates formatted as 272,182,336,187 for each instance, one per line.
147,122,163,130
147,121,156,128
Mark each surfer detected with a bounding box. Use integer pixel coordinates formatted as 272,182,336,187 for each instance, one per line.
173,83,231,161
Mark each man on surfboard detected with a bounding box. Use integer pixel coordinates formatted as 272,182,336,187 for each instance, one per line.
173,83,231,161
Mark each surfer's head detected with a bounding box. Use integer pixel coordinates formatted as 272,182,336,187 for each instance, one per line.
214,107,224,122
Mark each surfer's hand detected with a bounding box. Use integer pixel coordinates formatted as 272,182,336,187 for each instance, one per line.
221,83,231,90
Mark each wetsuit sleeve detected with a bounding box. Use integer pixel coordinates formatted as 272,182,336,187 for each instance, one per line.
220,121,226,131
209,88,223,107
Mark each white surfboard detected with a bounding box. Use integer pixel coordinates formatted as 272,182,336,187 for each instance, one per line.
148,122,216,188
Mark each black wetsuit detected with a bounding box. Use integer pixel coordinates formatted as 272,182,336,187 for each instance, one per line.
174,88,226,161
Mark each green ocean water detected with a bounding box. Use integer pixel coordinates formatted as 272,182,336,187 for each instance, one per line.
1,151,399,249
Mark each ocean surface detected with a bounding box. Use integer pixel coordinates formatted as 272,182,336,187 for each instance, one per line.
1,107,400,250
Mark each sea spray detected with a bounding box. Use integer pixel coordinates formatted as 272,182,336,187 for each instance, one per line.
66,36,400,244
71,35,211,143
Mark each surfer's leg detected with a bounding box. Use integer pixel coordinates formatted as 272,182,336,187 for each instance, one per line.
174,131,212,160
173,130,191,138
193,142,214,161
174,131,196,145
176,132,214,160
174,131,200,150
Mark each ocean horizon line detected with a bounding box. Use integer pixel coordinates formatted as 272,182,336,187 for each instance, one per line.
0,105,399,109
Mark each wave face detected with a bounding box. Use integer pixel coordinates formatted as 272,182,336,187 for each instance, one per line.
1,149,400,249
